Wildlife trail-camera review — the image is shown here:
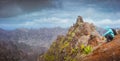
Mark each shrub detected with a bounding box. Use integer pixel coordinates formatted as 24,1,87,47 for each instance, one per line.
64,56,76,61
44,54,55,61
80,44,92,54
60,41,69,52
83,45,92,54
81,44,85,50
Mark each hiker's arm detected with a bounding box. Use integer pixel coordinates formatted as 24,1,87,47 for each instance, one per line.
103,31,111,36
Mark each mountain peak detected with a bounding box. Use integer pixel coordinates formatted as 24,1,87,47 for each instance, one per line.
76,16,84,24
38,16,106,61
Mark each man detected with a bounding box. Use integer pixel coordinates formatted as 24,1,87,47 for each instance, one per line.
103,26,115,42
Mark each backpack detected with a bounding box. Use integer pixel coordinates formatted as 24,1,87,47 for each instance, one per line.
111,28,117,35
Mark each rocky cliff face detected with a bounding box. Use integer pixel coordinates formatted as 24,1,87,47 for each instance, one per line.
38,16,107,61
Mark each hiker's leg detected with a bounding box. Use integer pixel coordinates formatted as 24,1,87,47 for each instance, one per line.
107,35,113,42
105,35,110,42
109,35,113,41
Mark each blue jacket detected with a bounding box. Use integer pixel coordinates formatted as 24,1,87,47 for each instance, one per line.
103,27,115,37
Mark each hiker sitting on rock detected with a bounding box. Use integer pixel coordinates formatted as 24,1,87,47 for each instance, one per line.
103,26,117,42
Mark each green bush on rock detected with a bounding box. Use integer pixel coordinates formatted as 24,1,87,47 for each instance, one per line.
80,44,92,54
44,54,55,61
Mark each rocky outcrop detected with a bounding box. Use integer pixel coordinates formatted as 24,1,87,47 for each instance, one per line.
39,16,106,61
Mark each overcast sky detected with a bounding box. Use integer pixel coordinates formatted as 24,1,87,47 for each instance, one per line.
0,0,120,30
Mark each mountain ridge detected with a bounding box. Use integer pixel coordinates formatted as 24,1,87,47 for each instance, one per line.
38,16,106,61
0,27,67,61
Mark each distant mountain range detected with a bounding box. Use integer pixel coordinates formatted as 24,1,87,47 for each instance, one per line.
0,25,109,61
0,27,67,47
0,27,67,61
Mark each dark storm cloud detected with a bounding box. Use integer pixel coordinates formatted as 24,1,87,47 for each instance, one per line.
0,0,61,18
0,0,120,18
0,0,120,29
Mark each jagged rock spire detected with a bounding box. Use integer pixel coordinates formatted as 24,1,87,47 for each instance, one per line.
76,16,84,23
39,16,106,61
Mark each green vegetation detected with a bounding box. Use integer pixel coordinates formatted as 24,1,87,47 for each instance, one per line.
60,41,69,51
71,32,75,37
44,54,55,61
80,44,92,54
81,44,85,50
64,56,76,61
71,46,78,55
64,56,71,61
68,36,73,41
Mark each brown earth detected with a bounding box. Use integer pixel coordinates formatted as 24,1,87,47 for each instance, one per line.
82,35,120,61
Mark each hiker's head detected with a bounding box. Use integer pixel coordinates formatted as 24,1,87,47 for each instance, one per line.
105,26,110,31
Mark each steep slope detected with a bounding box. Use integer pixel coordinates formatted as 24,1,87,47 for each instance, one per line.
39,16,106,61
82,34,120,61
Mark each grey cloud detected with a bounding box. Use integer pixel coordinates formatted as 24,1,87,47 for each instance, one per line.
62,0,120,11
0,0,120,18
0,0,60,18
